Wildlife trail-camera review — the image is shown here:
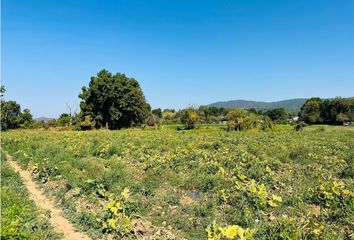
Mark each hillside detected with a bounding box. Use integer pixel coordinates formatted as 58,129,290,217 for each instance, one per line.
208,98,307,112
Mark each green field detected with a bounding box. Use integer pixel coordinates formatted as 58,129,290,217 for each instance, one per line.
0,153,61,239
1,125,354,239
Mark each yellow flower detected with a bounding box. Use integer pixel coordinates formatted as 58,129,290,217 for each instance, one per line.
221,225,239,239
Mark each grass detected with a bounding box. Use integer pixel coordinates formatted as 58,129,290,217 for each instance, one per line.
0,151,61,239
1,125,354,239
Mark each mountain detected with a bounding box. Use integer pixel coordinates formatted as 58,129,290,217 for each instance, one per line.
208,98,307,112
35,117,55,122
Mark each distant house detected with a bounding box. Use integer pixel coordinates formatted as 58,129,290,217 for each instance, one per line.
287,116,299,123
343,121,353,126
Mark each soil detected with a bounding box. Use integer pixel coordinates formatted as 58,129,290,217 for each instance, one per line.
7,158,91,240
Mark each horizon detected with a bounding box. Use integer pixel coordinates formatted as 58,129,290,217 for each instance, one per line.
2,0,354,118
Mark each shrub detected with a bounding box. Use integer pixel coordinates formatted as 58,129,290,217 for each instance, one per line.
180,108,198,129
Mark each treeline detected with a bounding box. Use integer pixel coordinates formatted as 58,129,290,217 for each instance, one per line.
1,69,353,131
0,86,34,131
299,97,354,125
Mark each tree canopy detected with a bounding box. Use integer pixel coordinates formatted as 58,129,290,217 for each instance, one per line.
300,97,354,125
1,86,33,131
79,70,151,129
264,108,288,124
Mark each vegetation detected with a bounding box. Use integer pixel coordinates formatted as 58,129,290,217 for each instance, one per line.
0,153,61,239
180,108,199,129
0,86,34,131
1,75,354,239
79,70,151,130
208,99,307,112
300,97,354,125
2,125,353,239
226,109,272,131
263,108,288,124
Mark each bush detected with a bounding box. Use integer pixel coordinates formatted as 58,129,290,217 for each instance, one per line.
80,116,93,131
180,108,198,129
227,110,272,131
146,114,160,126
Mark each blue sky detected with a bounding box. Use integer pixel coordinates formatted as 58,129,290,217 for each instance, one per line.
2,0,354,117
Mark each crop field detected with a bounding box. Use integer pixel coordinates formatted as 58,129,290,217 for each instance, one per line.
1,125,354,239
1,152,61,239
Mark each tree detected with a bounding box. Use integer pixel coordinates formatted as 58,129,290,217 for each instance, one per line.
300,97,354,125
180,108,198,129
79,69,151,129
336,112,349,123
152,108,162,118
1,100,22,130
1,86,34,130
264,108,288,123
19,109,33,127
57,113,71,126
146,114,160,126
226,109,272,131
300,98,323,124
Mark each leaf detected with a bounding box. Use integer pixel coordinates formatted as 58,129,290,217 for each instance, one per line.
220,225,239,239
107,218,117,230
272,194,282,203
121,187,130,200
105,200,115,210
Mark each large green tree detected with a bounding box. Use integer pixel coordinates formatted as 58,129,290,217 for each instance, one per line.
300,97,354,125
1,86,33,130
19,109,33,127
300,97,323,124
264,108,288,123
79,70,151,129
1,100,22,130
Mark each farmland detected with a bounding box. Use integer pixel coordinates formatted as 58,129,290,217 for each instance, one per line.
1,153,61,239
1,125,354,239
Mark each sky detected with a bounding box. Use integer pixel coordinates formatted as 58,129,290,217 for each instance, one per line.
2,0,354,118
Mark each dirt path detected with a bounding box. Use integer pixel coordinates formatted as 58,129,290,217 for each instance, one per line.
7,158,91,240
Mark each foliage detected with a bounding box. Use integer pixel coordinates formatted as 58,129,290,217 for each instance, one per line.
152,108,163,118
80,115,94,131
1,100,22,130
146,114,160,126
180,108,199,129
98,188,139,238
2,125,354,239
57,113,71,126
0,86,33,130
19,109,34,127
300,98,323,123
226,109,272,131
294,121,306,131
300,97,354,125
206,221,255,240
79,69,151,129
264,108,288,124
0,156,61,239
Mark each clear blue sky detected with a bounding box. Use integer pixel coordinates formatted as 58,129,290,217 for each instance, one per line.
2,0,354,117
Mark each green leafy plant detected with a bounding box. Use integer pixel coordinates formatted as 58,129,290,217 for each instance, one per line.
98,188,139,238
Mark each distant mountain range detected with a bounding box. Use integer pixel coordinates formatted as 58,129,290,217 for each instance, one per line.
208,98,307,112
